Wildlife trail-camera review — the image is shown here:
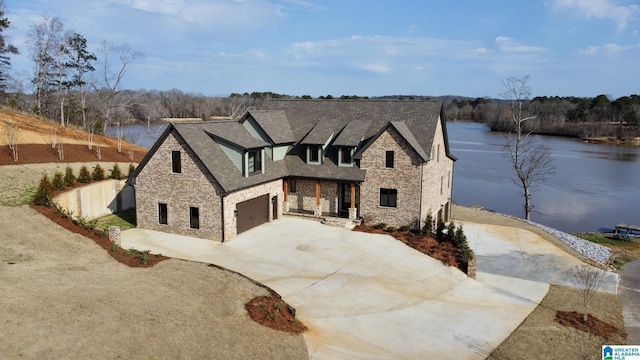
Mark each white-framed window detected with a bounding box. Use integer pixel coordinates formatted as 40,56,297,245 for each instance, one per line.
307,145,321,164
338,147,354,167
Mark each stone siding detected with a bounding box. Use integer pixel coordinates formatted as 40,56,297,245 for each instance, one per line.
287,179,339,215
222,180,283,241
420,117,454,224
360,127,423,228
135,131,225,241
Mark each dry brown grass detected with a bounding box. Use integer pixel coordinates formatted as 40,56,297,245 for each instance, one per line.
487,285,625,360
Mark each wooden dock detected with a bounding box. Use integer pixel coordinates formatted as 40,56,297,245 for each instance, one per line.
614,223,640,240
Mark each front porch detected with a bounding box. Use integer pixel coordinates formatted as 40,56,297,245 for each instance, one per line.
283,178,360,221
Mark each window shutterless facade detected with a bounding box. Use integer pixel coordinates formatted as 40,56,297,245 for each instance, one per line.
379,188,397,207
158,203,168,224
385,150,394,168
171,151,181,173
248,150,262,175
339,147,354,167
307,145,321,164
190,206,199,229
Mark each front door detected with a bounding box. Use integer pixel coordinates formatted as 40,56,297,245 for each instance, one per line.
339,183,359,215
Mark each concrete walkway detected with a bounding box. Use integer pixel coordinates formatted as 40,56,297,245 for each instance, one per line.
122,218,618,359
620,258,640,344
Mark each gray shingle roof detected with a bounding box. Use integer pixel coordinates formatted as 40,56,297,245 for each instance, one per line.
132,99,452,192
172,122,287,193
261,99,444,159
203,120,269,149
332,120,372,147
245,110,295,144
300,118,342,145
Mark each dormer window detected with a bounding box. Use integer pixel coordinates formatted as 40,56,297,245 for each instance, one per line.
338,146,354,167
244,149,264,177
307,145,321,164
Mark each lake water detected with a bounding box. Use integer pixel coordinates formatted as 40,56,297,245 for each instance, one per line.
448,121,640,233
112,121,640,233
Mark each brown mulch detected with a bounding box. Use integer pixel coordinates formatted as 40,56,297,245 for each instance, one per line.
245,296,308,334
30,202,168,267
354,225,465,270
0,143,146,165
555,311,626,340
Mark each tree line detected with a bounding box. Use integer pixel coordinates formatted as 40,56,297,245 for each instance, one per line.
445,94,640,140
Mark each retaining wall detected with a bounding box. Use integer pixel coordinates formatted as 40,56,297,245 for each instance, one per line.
54,179,134,220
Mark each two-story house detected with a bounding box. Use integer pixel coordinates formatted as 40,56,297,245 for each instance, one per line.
129,99,456,242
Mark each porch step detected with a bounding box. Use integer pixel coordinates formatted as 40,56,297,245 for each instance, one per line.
321,217,361,230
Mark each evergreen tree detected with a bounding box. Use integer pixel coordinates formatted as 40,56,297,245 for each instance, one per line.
0,0,19,91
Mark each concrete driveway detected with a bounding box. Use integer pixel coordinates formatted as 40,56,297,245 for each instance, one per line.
122,217,617,359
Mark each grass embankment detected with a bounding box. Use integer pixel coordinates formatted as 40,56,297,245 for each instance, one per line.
95,208,136,231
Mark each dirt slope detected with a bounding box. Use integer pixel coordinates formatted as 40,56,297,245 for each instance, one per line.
0,107,148,165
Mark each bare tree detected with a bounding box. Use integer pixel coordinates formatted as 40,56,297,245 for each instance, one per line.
501,76,555,220
93,41,144,131
572,265,605,322
3,120,19,162
27,16,64,117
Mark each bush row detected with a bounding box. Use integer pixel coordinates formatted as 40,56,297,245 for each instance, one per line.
33,163,136,207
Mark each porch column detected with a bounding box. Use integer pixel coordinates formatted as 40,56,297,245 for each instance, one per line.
349,182,357,220
283,179,289,212
314,180,322,216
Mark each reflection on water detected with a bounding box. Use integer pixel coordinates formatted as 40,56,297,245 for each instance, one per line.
448,122,640,233
112,121,638,232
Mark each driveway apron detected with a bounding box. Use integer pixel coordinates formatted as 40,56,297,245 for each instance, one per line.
122,217,617,359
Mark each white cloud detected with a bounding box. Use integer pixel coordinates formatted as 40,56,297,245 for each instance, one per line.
577,42,636,55
494,36,549,54
549,0,640,28
114,0,285,29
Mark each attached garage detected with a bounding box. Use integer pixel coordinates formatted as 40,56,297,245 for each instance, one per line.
236,194,269,234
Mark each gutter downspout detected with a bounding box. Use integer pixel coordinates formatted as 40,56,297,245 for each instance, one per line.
418,161,424,230
221,195,225,242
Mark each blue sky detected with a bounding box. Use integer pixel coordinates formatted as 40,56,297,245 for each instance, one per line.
4,0,640,98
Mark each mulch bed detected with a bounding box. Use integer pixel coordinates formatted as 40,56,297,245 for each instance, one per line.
555,311,626,339
30,202,168,268
354,225,465,271
0,143,146,165
245,296,308,334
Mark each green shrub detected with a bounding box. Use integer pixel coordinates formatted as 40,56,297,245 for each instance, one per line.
77,166,91,183
127,163,136,177
436,219,446,241
446,222,456,243
399,225,411,232
453,225,467,247
109,163,123,179
92,164,106,181
52,171,65,191
33,174,54,207
373,223,386,230
385,226,397,232
64,166,76,187
421,213,434,235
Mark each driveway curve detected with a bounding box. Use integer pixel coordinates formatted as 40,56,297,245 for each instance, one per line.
122,217,573,359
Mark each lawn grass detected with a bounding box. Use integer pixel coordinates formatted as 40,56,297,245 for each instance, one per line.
95,208,136,231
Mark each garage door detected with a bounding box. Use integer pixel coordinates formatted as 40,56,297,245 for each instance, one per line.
236,194,269,234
